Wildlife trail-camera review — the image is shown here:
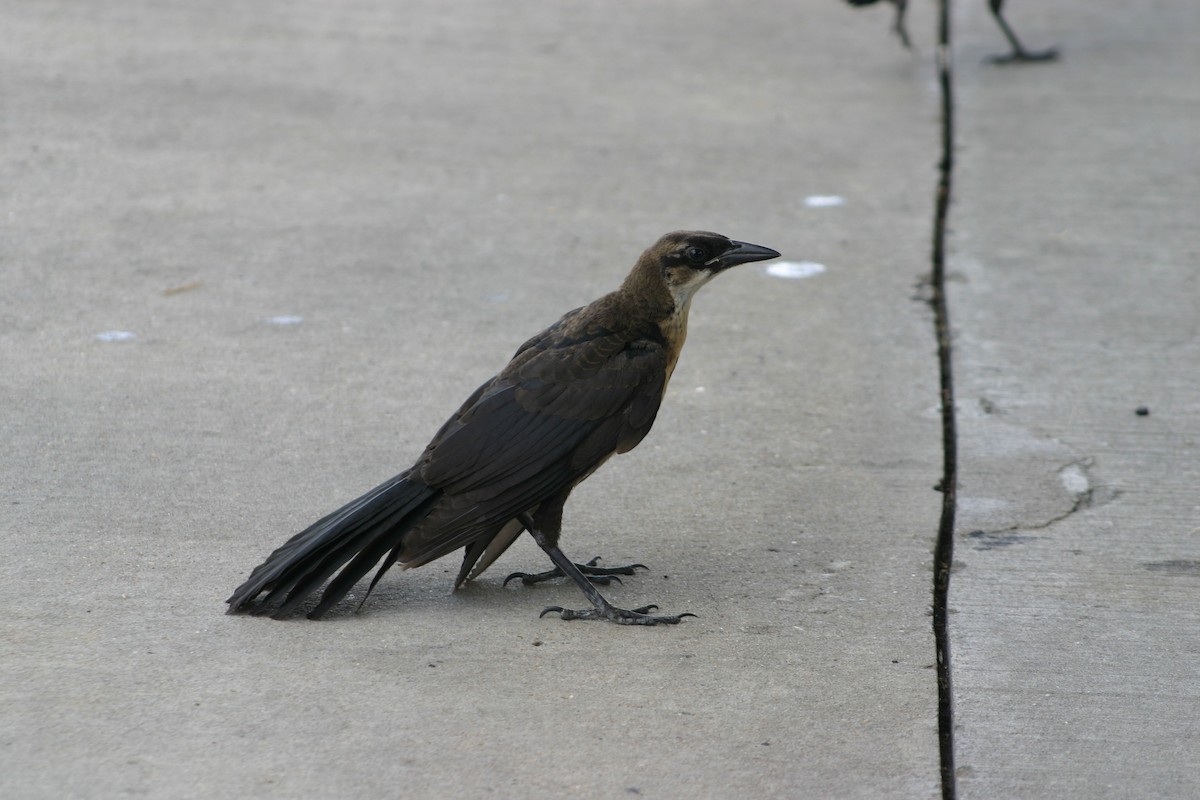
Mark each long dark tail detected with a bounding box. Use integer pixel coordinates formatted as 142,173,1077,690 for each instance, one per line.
226,473,441,619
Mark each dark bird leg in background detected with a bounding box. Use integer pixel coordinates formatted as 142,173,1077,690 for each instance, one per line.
847,0,911,49
849,0,1056,63
519,513,694,625
887,0,911,49
985,0,1059,63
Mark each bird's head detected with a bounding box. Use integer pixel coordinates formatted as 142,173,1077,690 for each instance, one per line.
644,231,781,309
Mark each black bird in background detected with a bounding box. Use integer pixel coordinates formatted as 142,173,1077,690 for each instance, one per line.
227,231,781,625
848,0,1059,63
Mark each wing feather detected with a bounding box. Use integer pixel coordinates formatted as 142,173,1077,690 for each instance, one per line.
395,329,669,568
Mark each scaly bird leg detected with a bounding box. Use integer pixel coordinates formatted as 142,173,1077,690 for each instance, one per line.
520,514,694,626
503,556,648,587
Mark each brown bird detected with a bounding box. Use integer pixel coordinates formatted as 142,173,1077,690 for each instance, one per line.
848,0,1058,63
227,231,780,625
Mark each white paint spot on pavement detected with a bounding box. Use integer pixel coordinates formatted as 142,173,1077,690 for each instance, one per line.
94,330,135,342
804,195,846,208
266,315,303,326
1060,464,1090,496
766,261,826,280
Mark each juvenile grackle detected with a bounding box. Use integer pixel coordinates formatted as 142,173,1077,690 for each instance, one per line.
227,231,780,625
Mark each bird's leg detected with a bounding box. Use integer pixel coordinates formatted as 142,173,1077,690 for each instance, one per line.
519,514,694,625
985,0,1058,64
503,556,648,587
890,0,911,50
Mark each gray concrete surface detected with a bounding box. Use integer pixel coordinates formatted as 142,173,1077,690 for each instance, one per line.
1,2,941,798
3,1,1194,798
949,1,1200,797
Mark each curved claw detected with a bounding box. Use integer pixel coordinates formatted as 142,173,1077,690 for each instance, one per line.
504,558,648,588
507,570,623,587
503,571,531,587
581,557,648,575
581,556,648,574
538,604,696,625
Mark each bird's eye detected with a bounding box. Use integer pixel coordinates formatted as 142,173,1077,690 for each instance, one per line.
684,246,708,264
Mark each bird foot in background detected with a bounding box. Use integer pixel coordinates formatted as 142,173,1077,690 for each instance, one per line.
539,603,696,626
986,45,1059,64
504,556,647,587
890,4,911,49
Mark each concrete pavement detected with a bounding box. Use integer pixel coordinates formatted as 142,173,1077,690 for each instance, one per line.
949,1,1200,797
1,3,941,797
2,1,1194,798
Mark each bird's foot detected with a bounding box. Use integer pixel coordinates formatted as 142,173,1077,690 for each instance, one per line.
539,603,696,626
504,556,647,587
986,45,1059,64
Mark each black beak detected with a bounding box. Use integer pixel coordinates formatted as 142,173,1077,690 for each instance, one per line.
717,240,781,270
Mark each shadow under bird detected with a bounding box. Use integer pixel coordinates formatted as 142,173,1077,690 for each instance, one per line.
227,231,780,625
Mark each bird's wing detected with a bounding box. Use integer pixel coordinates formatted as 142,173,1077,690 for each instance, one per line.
417,328,668,502
390,325,668,570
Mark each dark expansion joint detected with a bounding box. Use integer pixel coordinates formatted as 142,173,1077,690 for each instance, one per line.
931,2,959,799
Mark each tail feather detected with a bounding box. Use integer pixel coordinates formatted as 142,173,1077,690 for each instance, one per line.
227,474,440,617
303,495,440,618
264,492,437,617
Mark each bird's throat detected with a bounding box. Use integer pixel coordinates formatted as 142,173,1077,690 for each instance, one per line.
659,300,691,386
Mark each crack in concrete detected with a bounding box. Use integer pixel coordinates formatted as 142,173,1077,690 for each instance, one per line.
930,3,958,799
964,457,1121,542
